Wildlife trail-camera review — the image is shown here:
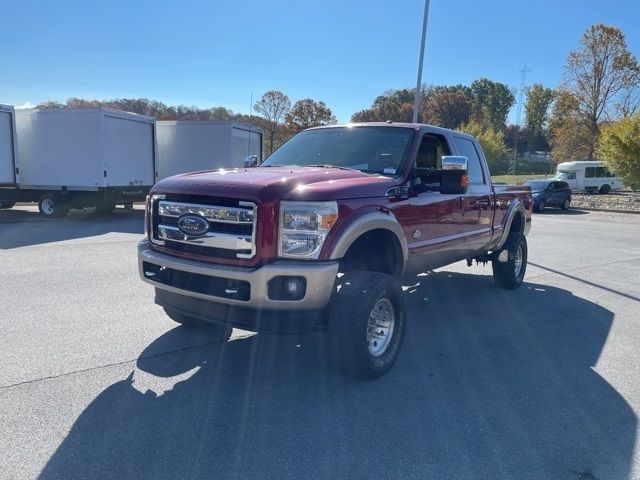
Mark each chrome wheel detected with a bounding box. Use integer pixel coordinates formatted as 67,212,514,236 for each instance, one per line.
367,298,395,357
41,198,55,215
514,244,524,278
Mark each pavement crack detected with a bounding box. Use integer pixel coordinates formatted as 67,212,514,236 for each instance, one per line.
0,340,219,391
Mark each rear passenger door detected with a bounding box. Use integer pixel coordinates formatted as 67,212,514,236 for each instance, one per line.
451,135,494,256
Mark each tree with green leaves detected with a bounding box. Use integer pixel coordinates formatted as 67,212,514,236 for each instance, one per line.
253,90,291,154
458,120,507,169
597,113,640,190
285,99,337,134
469,78,515,131
525,84,556,131
563,23,640,159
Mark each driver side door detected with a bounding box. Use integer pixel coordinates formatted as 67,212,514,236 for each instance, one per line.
406,132,464,275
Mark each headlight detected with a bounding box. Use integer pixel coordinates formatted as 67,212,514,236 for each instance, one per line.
279,201,338,258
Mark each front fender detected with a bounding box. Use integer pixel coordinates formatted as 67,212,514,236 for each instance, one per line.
321,208,409,271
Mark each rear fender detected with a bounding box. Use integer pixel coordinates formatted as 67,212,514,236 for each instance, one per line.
492,199,527,251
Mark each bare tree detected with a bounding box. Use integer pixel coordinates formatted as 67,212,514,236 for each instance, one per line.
254,91,291,154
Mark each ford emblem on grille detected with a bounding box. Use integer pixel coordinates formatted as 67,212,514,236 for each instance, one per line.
177,214,209,236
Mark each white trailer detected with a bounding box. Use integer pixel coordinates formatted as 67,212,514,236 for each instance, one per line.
0,108,157,216
156,121,263,180
0,105,18,193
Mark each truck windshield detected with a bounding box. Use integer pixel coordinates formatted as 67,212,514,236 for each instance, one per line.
260,126,414,175
554,171,570,179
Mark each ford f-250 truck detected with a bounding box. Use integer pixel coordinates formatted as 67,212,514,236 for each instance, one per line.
138,123,532,378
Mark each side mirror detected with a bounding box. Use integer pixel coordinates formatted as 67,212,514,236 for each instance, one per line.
440,156,468,194
244,155,258,168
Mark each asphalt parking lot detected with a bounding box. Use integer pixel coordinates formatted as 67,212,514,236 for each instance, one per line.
1,205,639,480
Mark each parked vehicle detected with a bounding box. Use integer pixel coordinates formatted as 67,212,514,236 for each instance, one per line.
0,108,156,217
138,123,532,378
554,160,623,193
525,179,572,212
156,121,263,180
0,104,18,209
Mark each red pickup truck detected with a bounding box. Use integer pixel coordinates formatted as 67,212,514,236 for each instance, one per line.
138,123,532,378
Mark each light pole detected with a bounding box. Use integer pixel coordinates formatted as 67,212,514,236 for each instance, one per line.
412,0,431,123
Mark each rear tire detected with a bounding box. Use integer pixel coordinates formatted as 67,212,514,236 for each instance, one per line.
163,308,232,340
599,184,611,194
492,233,527,289
0,201,15,209
562,198,570,210
329,272,406,379
38,195,69,218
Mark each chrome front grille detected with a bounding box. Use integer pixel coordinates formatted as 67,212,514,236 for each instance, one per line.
150,195,257,259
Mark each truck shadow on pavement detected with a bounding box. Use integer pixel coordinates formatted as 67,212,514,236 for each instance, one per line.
40,273,635,480
0,207,144,249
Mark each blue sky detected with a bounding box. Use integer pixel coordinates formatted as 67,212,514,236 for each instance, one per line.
1,0,639,123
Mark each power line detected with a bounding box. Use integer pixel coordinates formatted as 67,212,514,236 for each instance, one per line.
510,64,531,175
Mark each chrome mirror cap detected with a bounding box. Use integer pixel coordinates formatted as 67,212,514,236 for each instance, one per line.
244,155,258,168
441,156,468,171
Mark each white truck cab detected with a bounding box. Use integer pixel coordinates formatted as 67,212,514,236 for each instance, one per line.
554,160,623,194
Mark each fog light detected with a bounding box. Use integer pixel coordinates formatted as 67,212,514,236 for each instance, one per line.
267,276,306,300
284,278,303,296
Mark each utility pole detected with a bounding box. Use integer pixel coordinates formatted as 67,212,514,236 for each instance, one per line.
510,64,531,175
412,0,430,123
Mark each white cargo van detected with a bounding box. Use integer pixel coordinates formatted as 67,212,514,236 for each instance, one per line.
554,160,623,194
0,108,157,216
156,121,262,180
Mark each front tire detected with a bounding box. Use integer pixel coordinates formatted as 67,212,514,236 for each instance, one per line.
492,233,527,289
562,198,571,210
163,308,232,340
536,199,546,212
38,195,69,218
599,184,611,194
330,272,406,379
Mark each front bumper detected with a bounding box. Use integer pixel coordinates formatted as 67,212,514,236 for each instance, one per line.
138,240,339,311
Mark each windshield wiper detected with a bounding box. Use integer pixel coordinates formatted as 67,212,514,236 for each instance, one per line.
305,164,359,171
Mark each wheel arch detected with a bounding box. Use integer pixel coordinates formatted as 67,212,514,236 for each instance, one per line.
327,212,408,278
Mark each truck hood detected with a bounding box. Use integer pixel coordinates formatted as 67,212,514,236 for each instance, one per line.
151,166,398,202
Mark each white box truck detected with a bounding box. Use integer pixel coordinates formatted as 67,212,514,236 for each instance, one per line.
0,108,157,217
0,105,18,201
156,121,263,180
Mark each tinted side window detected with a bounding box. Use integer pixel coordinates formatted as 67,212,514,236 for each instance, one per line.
595,167,606,178
452,137,484,184
585,167,596,178
558,181,569,189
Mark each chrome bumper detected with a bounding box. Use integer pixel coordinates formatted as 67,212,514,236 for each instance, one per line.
138,240,339,310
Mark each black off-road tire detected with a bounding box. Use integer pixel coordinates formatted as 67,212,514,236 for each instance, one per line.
492,233,528,289
163,308,232,341
329,271,406,379
599,184,611,194
38,195,69,218
0,201,15,209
